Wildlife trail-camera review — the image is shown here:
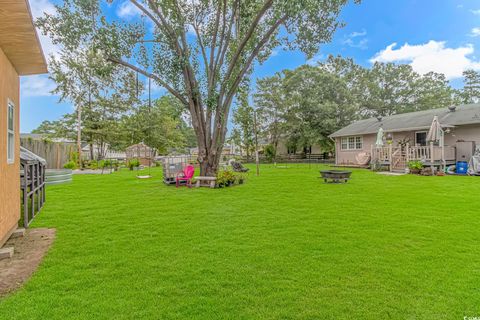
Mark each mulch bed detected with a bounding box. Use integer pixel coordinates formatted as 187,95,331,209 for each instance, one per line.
0,228,56,297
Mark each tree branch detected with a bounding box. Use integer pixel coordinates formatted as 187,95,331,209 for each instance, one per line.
107,57,188,106
222,0,273,89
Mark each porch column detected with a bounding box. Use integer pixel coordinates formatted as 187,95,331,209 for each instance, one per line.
430,141,434,172
389,143,393,172
406,143,410,162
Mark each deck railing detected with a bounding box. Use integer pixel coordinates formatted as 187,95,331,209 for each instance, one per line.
371,144,455,164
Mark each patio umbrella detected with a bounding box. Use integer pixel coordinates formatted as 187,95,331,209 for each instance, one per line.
375,127,384,146
426,115,445,170
427,116,441,142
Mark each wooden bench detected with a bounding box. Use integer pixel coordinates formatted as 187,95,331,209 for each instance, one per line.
194,176,217,188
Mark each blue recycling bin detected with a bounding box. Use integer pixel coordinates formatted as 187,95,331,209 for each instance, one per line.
456,161,468,175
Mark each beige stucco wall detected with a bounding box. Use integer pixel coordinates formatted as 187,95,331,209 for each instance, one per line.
334,133,376,164
0,46,20,246
444,124,480,147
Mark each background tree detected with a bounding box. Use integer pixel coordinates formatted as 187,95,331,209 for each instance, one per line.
232,89,255,161
253,72,286,154
283,65,357,152
462,69,480,104
37,1,141,162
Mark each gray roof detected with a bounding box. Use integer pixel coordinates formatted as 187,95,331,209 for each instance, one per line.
330,104,480,138
20,147,47,165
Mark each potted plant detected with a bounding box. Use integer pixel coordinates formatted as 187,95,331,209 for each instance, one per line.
236,173,246,184
128,158,140,171
408,160,423,174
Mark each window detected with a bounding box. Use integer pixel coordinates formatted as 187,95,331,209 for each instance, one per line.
7,100,14,164
415,131,427,146
341,136,363,150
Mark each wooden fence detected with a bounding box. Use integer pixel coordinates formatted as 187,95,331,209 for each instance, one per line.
20,138,75,169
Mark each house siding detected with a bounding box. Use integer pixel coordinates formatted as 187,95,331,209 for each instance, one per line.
0,46,20,246
334,125,480,165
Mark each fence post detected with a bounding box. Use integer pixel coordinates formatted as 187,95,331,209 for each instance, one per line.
406,143,409,162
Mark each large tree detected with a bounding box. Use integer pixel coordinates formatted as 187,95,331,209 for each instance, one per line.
253,72,286,153
320,55,459,118
37,2,141,162
43,0,355,176
283,65,357,152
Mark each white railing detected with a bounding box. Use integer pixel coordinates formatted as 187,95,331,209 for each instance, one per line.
408,146,430,161
371,146,391,162
372,144,455,163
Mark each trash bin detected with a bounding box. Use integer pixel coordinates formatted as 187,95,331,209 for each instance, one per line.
456,161,468,175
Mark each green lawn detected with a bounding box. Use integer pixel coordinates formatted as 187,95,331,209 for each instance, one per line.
1,165,479,319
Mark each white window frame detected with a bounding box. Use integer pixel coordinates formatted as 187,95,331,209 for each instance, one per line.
340,136,363,151
415,131,427,146
7,99,15,164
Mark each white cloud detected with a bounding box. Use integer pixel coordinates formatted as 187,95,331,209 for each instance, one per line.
471,9,480,15
343,38,368,50
117,1,141,19
342,29,368,50
20,75,56,97
28,0,61,60
306,53,325,66
471,27,480,37
349,29,367,38
370,40,480,79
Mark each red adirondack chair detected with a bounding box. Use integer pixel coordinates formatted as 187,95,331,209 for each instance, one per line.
176,165,195,188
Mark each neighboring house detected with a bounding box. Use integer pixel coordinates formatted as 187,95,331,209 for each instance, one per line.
330,104,480,171
0,1,47,246
275,137,323,156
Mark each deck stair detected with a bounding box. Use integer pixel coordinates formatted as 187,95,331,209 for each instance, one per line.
391,149,407,173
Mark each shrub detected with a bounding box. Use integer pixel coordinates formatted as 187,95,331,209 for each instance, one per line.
128,158,140,170
264,144,276,163
216,170,237,187
63,160,77,170
408,160,423,170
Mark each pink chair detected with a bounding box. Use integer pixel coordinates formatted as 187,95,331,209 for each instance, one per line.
176,165,195,188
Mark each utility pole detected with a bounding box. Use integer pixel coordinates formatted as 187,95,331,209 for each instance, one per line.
254,109,259,176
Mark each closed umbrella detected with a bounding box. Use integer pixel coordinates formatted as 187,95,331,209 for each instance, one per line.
426,115,445,170
427,116,441,142
375,127,384,146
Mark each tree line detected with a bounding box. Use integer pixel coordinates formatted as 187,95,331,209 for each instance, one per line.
230,55,480,157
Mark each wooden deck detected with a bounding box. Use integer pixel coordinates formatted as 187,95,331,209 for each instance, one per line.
371,144,456,172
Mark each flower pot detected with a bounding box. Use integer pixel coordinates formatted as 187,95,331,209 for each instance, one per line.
410,168,420,174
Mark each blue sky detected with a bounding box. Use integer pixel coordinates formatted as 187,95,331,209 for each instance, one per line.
21,0,480,132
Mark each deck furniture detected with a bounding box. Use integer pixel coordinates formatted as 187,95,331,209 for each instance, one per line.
194,176,217,188
320,170,352,183
176,165,195,188
231,161,249,172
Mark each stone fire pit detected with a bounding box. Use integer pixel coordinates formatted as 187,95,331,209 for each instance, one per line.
320,170,352,183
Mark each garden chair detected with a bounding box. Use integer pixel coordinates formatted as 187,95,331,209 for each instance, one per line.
176,165,195,188
231,161,249,173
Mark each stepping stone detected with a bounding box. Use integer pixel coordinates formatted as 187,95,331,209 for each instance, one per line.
10,228,25,239
0,247,14,260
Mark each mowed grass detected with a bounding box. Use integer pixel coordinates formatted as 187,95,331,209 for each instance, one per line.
1,164,480,319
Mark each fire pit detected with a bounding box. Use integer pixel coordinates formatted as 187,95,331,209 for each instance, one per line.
320,170,352,183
